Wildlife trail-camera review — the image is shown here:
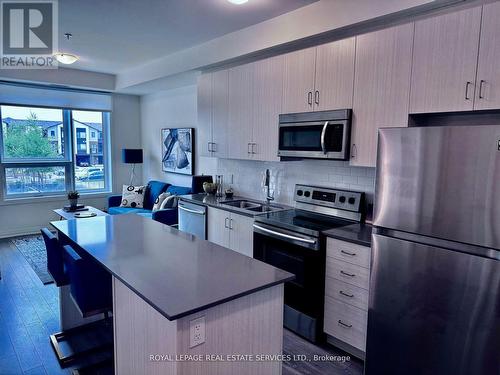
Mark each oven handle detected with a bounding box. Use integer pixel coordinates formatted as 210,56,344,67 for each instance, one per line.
253,224,317,245
320,121,329,154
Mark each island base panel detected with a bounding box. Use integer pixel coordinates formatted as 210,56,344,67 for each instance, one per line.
113,277,284,375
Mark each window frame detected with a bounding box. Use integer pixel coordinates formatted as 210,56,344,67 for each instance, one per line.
0,103,112,200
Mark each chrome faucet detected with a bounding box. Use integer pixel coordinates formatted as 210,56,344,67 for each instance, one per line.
264,169,275,204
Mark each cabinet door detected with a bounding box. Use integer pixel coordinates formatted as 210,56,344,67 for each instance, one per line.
474,2,500,110
197,73,213,158
351,24,413,167
282,47,316,113
212,70,229,159
228,64,254,160
207,207,229,248
229,213,254,258
410,7,482,113
314,38,355,111
252,55,284,162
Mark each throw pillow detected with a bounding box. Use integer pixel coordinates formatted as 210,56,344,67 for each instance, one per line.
160,194,178,210
120,185,145,208
152,192,171,211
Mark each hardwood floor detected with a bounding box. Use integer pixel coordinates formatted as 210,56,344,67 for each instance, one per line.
0,238,363,375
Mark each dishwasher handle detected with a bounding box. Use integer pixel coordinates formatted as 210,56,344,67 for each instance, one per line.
178,204,206,215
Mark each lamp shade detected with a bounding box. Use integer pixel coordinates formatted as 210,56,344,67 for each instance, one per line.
122,149,143,164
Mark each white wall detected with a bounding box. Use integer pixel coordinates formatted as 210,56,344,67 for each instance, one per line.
140,85,217,187
0,93,141,238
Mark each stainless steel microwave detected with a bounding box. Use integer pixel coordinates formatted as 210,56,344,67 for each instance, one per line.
278,109,351,160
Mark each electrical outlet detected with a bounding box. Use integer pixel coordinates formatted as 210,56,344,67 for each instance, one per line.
189,316,205,348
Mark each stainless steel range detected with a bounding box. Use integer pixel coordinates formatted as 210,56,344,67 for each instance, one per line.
253,184,364,342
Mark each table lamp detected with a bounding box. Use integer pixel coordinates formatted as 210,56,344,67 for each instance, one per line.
122,149,143,186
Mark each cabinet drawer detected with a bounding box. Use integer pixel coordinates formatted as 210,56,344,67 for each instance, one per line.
325,277,369,311
326,257,370,290
324,296,367,352
327,238,371,269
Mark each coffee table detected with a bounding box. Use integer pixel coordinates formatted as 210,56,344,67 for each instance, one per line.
54,206,108,220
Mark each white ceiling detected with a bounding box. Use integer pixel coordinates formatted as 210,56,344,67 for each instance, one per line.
58,0,317,74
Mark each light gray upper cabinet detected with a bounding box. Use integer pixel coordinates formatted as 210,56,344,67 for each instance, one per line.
314,38,356,111
351,24,414,168
211,70,229,159
251,55,284,162
410,7,482,114
228,63,254,160
474,2,500,111
197,73,213,158
282,39,355,114
282,47,317,113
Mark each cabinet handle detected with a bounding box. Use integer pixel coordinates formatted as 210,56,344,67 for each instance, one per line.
339,290,354,298
314,90,320,106
479,80,485,99
307,91,313,106
340,270,355,277
340,249,356,256
212,143,217,152
247,143,252,155
208,142,212,153
224,217,229,229
229,218,234,230
465,81,472,100
338,320,352,328
351,144,357,159
251,143,257,155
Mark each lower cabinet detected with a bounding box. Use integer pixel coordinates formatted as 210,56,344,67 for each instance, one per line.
207,207,254,257
324,238,371,355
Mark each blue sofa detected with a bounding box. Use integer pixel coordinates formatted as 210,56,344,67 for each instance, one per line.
107,180,192,226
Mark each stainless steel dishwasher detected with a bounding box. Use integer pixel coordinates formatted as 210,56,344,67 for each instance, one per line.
178,200,207,239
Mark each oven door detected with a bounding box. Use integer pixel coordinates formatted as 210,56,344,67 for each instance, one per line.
278,120,350,160
253,223,326,341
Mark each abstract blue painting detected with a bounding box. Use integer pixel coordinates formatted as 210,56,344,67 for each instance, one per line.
161,128,194,175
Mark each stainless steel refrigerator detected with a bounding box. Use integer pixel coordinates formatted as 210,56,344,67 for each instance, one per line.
366,125,500,375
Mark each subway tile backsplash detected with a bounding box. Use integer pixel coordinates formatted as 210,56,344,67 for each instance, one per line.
216,159,376,206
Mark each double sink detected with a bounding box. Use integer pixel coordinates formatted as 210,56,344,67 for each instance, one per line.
219,199,286,214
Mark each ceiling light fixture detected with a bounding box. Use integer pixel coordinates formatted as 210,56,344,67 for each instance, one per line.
54,52,79,64
228,0,248,4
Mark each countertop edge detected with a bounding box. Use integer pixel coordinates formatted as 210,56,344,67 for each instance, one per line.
51,221,294,322
179,194,292,218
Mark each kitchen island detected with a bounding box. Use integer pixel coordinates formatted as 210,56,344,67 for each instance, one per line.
51,214,293,375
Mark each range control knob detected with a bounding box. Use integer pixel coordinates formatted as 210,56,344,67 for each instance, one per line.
348,197,356,205
304,191,311,198
297,190,303,196
339,196,346,203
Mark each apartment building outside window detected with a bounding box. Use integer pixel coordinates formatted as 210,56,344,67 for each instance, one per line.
0,104,111,198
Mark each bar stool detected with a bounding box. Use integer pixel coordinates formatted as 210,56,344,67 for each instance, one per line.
62,245,112,318
41,229,113,369
41,228,69,287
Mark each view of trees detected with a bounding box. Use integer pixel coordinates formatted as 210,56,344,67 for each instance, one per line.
3,112,62,193
3,112,57,158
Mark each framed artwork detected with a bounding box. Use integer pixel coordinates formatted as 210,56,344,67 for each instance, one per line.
161,128,194,175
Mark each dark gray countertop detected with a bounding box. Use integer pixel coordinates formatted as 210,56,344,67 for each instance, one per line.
179,193,291,217
51,214,294,321
322,223,373,247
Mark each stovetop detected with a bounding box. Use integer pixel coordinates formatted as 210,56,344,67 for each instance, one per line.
254,208,356,237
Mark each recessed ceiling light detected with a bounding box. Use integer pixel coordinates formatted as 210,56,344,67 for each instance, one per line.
228,0,248,4
54,53,79,64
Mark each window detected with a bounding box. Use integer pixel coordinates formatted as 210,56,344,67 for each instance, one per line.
0,104,111,198
73,110,107,191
